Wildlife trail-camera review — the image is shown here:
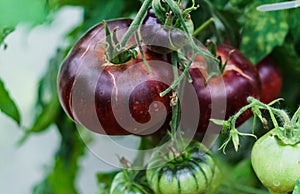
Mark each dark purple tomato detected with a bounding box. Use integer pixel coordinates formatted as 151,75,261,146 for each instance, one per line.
256,57,282,104
57,19,174,135
140,8,189,54
189,44,262,135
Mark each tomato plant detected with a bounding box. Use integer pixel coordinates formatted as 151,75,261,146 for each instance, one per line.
2,0,300,194
213,96,300,193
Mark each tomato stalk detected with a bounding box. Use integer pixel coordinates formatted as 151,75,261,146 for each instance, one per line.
212,96,300,152
193,17,214,37
164,0,213,59
120,0,152,48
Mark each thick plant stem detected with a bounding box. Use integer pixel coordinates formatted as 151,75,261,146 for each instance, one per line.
120,0,152,47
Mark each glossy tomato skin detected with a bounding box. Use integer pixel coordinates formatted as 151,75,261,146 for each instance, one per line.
256,57,282,104
251,129,300,193
57,19,174,135
110,171,154,194
140,9,189,54
189,44,261,135
146,141,219,194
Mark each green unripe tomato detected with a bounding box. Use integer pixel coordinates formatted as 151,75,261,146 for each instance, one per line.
146,141,217,194
251,128,300,193
110,171,152,194
206,164,222,194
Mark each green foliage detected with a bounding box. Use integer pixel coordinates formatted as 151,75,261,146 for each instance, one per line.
0,0,48,29
1,0,300,193
33,116,85,194
0,78,21,124
240,1,289,64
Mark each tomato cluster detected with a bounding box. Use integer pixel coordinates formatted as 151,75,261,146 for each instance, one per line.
57,10,282,137
56,3,286,194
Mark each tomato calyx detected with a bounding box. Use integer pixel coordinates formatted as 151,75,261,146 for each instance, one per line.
103,21,138,64
275,106,300,145
152,0,198,29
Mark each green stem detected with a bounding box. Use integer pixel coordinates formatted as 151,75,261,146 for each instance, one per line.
270,107,291,125
134,32,152,73
291,106,300,123
159,53,196,97
230,102,255,129
182,0,196,15
170,52,180,135
164,0,215,60
193,17,214,37
174,52,192,82
120,0,152,47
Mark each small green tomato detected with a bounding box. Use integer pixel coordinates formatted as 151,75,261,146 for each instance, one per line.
251,129,300,194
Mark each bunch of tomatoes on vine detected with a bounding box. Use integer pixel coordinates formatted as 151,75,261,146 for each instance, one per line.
57,0,300,193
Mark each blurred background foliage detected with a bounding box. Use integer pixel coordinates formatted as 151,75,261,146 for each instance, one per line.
1,0,300,193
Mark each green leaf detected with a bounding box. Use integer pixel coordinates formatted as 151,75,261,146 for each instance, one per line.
29,97,59,133
229,0,248,8
18,97,60,145
272,42,300,72
287,8,300,42
210,0,230,10
0,0,48,29
240,1,289,64
293,180,300,194
0,78,21,124
210,118,225,126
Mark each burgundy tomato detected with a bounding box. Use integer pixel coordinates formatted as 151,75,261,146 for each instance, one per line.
57,19,174,135
140,8,190,54
189,44,262,136
256,57,282,104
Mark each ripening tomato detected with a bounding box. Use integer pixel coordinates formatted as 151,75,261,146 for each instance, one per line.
146,141,220,194
110,170,154,194
251,128,300,193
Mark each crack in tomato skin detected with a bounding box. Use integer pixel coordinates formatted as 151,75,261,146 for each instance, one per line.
58,19,176,136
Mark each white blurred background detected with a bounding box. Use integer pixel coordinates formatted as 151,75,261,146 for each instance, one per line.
0,7,113,194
